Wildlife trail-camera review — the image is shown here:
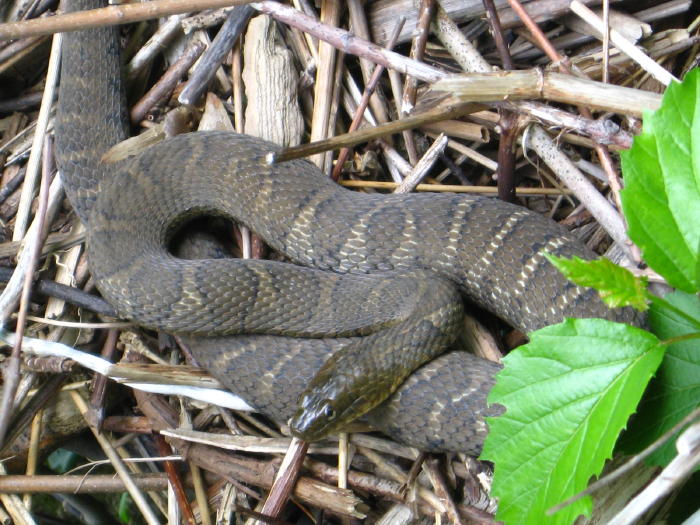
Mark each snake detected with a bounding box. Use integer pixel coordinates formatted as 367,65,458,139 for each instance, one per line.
55,0,636,454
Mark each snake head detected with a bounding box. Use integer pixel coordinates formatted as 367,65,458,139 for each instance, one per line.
289,397,340,442
288,369,383,442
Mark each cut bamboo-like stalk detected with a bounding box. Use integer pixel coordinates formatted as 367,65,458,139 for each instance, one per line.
433,69,661,116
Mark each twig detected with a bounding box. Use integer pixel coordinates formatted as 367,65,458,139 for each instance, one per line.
514,101,633,149
394,134,448,193
496,110,519,203
69,391,162,525
126,13,190,78
570,0,678,86
0,474,172,493
271,101,480,163
154,434,196,525
401,0,435,164
341,180,571,195
331,17,405,181
0,374,66,457
607,421,700,525
131,40,205,123
255,438,309,524
0,92,46,114
424,457,465,525
502,0,634,258
178,5,254,105
0,0,255,40
433,70,662,116
0,463,38,525
255,1,445,83
482,0,513,70
482,0,517,202
524,125,628,251
12,33,61,240
88,329,120,431
0,127,55,449
0,267,116,317
346,0,391,128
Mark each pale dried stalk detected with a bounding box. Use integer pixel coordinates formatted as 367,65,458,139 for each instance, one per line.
190,463,213,525
607,422,700,525
0,176,64,322
395,134,448,193
432,5,632,253
524,125,628,250
13,33,61,241
125,13,189,78
341,180,570,195
426,133,497,171
161,429,340,454
308,1,340,169
0,463,38,525
23,410,43,510
433,70,662,116
432,2,490,73
347,0,391,126
69,391,161,525
272,101,480,163
570,0,678,86
255,1,445,82
421,121,487,142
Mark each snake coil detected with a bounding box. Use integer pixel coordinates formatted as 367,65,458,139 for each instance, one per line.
55,0,635,453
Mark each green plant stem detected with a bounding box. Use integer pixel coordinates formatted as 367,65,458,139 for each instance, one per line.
660,332,700,346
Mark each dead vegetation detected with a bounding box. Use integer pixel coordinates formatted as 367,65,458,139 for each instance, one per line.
0,0,697,523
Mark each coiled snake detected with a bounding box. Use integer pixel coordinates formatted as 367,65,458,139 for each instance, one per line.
55,0,633,454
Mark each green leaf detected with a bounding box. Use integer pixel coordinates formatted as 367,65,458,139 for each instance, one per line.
118,492,134,524
480,318,664,525
46,448,80,474
617,291,700,465
545,255,648,311
620,68,700,292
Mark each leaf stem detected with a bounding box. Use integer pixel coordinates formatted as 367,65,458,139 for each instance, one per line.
660,332,700,346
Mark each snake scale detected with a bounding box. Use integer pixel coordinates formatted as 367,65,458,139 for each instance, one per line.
55,0,634,454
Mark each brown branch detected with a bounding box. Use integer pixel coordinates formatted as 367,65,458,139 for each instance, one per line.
131,40,205,123
0,134,53,447
331,17,405,181
272,101,481,163
340,180,572,195
154,434,197,525
255,1,445,83
0,474,172,493
0,0,256,40
257,438,309,523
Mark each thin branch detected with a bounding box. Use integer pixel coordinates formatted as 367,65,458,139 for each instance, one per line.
271,101,480,163
0,0,256,40
331,17,405,181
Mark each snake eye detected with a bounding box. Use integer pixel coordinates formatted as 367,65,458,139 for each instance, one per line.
321,401,336,420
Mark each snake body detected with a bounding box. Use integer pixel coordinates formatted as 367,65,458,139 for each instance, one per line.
56,0,634,453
